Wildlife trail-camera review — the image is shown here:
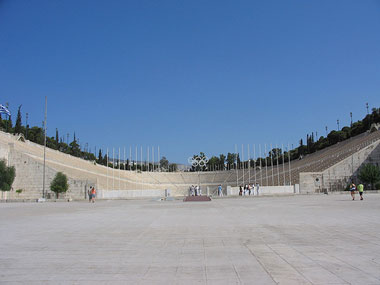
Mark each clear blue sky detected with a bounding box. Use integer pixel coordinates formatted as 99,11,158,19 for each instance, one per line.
1,0,379,163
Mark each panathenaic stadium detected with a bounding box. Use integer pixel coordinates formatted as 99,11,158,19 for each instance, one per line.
1,129,380,200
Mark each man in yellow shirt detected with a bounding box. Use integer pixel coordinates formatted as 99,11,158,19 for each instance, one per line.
357,183,364,200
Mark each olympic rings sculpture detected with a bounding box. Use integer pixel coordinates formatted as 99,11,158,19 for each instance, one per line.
188,155,209,168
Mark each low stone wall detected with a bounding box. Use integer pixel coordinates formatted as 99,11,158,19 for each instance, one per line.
98,189,166,199
227,185,297,196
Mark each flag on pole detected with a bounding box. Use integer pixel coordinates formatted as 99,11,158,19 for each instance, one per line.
0,104,11,116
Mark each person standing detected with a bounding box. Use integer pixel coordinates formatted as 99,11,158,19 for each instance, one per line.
91,186,96,203
218,184,223,197
190,185,195,196
256,183,260,196
357,183,364,200
88,187,92,202
349,182,356,200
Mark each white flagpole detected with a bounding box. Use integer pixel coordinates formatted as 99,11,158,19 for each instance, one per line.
276,144,280,186
106,148,109,191
113,147,115,190
42,96,47,198
124,146,126,189
259,144,262,186
152,146,154,172
158,146,160,171
270,143,274,186
253,144,256,185
135,146,137,190
124,147,126,170
145,146,147,171
129,146,132,171
248,144,250,185
265,144,268,186
282,143,286,186
135,146,137,173
288,143,292,185
235,144,238,186
118,147,121,190
140,146,143,171
147,146,150,172
241,144,244,186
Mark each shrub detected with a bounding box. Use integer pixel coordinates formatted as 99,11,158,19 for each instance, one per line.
358,164,380,189
0,159,16,191
50,172,69,198
16,189,23,194
375,182,380,190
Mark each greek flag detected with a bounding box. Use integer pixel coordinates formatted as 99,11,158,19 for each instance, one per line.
0,104,11,116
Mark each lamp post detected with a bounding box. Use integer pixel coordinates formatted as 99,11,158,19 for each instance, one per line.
366,103,370,130
350,112,353,128
42,96,47,199
25,112,28,139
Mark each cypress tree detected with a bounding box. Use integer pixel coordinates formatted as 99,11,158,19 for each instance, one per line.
55,128,59,144
14,105,22,134
98,149,103,162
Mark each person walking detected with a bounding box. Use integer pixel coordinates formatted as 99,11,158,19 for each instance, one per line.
358,183,364,200
88,187,92,202
91,186,96,203
218,184,223,197
349,182,356,200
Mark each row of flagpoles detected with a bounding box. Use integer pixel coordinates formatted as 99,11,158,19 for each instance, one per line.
234,143,293,187
104,146,161,191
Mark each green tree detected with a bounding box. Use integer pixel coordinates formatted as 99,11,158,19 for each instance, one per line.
327,130,346,145
50,172,69,198
98,149,103,163
0,160,16,192
207,156,220,171
69,139,81,157
160,156,169,170
55,128,59,144
358,164,380,189
226,153,236,169
14,105,22,134
219,154,226,170
7,115,12,132
169,163,178,172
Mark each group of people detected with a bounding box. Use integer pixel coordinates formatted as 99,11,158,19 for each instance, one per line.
189,185,202,196
349,182,364,200
88,186,96,203
239,183,260,196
